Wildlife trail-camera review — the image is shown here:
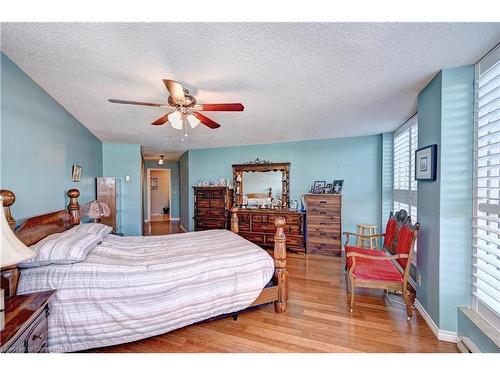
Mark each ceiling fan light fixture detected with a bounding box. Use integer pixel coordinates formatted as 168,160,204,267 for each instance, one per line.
168,111,183,130
158,155,164,165
187,114,200,128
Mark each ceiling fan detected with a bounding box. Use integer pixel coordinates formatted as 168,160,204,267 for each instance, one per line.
108,79,244,132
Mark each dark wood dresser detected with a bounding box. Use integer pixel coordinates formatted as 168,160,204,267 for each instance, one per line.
304,194,342,256
1,290,55,353
236,208,305,254
193,186,233,231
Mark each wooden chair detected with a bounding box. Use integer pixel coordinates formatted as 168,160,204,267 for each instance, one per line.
343,210,419,320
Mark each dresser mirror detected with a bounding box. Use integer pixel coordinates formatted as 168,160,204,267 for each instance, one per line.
232,162,290,208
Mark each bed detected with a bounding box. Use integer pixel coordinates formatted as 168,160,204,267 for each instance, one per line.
2,189,288,353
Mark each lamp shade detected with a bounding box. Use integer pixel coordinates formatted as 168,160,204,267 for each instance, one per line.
81,201,111,220
0,200,36,268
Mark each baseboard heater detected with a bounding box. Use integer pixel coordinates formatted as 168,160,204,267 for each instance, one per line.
457,336,482,353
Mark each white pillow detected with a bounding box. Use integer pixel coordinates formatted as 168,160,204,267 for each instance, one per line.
74,223,113,240
19,228,100,268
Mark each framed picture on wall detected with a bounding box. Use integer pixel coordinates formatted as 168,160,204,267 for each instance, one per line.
71,165,82,182
150,176,159,191
415,144,437,181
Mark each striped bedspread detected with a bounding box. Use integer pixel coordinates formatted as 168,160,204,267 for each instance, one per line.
17,229,274,352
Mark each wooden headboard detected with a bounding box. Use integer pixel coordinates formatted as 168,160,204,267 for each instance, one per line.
0,189,81,246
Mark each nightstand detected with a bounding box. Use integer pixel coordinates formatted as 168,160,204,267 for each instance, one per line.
1,290,55,353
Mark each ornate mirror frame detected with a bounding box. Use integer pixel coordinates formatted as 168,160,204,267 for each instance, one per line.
232,161,290,208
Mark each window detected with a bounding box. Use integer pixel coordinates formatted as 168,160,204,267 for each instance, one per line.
393,114,418,220
473,45,500,328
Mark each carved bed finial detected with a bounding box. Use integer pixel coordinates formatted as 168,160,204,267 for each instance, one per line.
67,189,81,226
230,207,239,234
0,189,16,230
273,217,288,313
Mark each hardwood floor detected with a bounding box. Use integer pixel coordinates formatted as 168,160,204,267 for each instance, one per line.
143,218,182,236
89,243,458,353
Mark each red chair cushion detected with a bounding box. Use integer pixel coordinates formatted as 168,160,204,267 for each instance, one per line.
383,217,397,251
345,246,385,270
348,256,403,282
395,225,414,269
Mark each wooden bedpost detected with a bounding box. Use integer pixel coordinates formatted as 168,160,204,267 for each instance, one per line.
0,189,16,230
67,189,80,226
230,207,239,234
273,217,288,313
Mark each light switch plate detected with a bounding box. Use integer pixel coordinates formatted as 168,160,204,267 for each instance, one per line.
125,175,130,182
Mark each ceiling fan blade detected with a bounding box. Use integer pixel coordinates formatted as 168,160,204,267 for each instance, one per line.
193,112,221,129
108,99,170,108
195,103,244,111
151,113,171,126
163,79,186,105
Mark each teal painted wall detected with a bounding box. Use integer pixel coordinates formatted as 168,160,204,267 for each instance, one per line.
102,143,142,236
439,66,474,331
143,160,180,219
179,151,190,230
381,132,394,227
0,53,103,222
185,135,383,233
417,66,474,333
417,71,443,327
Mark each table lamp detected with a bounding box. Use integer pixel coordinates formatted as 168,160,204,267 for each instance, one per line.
81,200,110,223
1,195,36,329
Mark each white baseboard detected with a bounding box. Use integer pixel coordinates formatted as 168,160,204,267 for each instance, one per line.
179,224,188,233
414,299,458,343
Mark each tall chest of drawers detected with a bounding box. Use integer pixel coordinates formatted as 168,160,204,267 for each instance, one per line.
193,186,233,231
304,194,342,256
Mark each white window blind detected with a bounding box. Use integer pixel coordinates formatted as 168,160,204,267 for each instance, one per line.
473,44,500,328
393,115,418,220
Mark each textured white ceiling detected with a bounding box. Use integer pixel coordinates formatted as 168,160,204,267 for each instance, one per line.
1,23,499,160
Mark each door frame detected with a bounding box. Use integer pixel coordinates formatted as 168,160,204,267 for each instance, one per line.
146,168,171,222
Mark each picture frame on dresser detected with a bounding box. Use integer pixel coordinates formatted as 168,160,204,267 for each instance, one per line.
313,181,326,194
332,180,344,194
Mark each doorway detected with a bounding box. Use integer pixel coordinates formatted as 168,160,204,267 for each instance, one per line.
146,168,171,222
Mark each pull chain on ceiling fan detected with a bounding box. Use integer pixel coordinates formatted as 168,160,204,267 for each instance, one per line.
108,79,244,135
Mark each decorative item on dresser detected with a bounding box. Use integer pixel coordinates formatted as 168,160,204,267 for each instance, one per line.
304,194,342,256
1,291,55,353
193,186,233,231
231,208,305,254
96,177,121,233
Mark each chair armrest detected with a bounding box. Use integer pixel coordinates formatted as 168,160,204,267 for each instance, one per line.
343,232,385,239
343,232,385,248
346,252,409,260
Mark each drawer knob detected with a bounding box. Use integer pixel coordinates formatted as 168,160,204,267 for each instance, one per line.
320,201,327,204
